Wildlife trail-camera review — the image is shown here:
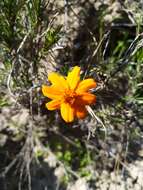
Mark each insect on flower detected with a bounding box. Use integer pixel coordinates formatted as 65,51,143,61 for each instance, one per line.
42,66,97,122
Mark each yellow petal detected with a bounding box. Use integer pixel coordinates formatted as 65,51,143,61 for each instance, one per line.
78,92,96,105
48,72,68,90
46,99,61,110
76,78,96,93
67,66,80,90
75,106,87,119
60,102,74,122
42,85,62,99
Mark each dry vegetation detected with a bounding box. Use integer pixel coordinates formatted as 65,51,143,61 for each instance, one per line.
0,0,143,190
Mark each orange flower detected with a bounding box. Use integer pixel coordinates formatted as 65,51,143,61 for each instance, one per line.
42,66,97,122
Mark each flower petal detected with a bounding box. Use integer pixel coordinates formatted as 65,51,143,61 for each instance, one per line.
76,78,96,93
77,93,96,105
42,85,62,99
67,66,80,90
48,72,69,90
46,99,61,110
75,106,87,119
60,102,74,122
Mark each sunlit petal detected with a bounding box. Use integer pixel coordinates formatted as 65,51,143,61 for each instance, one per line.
46,99,61,110
42,85,62,99
60,102,74,122
67,66,80,90
76,78,96,93
48,72,69,90
77,92,96,105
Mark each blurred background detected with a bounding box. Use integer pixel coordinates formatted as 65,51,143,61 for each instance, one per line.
0,0,143,189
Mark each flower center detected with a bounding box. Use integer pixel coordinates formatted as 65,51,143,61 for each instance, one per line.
64,89,77,105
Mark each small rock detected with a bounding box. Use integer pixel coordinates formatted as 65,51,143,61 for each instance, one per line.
44,152,57,168
68,178,89,190
0,134,7,146
11,109,29,126
54,166,65,180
